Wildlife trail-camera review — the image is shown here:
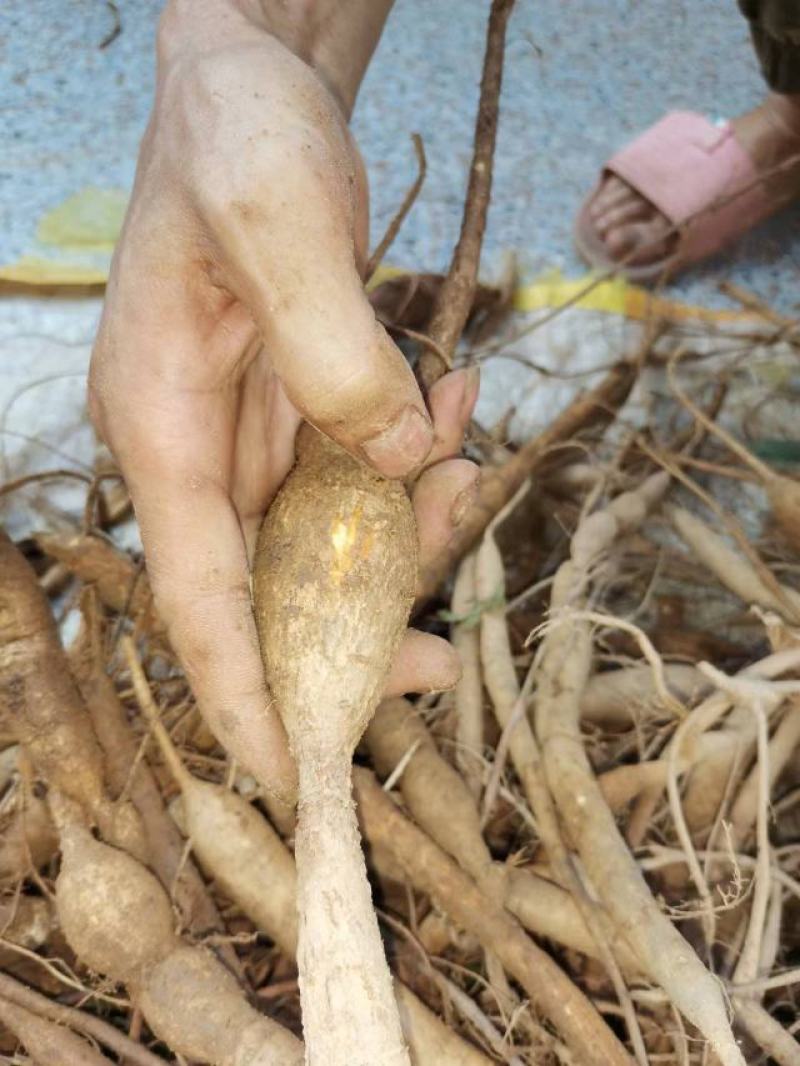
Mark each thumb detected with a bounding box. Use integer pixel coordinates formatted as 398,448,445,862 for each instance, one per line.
213,134,434,478
268,266,434,479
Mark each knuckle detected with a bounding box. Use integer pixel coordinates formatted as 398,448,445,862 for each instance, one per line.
158,54,354,225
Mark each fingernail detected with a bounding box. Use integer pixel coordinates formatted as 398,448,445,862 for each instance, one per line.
461,365,481,418
450,474,481,528
362,406,433,477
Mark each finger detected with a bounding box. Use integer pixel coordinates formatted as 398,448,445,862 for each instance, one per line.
137,470,297,802
93,332,298,802
425,366,480,467
207,129,433,479
412,459,480,572
232,358,302,561
350,134,370,274
384,629,461,697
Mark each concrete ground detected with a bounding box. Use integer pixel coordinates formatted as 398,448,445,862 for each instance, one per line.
2,0,799,309
1,0,798,546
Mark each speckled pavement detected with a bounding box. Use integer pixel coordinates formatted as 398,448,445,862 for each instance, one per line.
1,0,798,545
2,0,799,308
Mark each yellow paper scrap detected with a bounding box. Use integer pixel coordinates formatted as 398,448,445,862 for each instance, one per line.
37,187,127,249
0,187,128,286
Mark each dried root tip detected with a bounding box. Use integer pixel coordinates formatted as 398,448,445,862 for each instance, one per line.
668,505,800,620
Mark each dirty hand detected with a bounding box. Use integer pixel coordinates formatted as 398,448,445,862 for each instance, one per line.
89,0,480,798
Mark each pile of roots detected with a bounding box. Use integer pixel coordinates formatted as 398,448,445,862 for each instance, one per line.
1,300,800,1065
1,0,799,1060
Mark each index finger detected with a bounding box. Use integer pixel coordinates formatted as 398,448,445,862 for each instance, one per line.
113,394,297,804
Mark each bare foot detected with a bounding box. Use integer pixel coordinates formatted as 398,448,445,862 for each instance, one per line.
588,93,800,268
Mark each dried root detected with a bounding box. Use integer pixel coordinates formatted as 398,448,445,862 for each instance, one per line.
531,475,746,1065
355,767,635,1066
55,821,304,1065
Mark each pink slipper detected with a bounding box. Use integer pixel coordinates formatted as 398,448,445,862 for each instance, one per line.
575,111,771,284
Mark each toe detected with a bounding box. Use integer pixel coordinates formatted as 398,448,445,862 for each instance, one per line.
605,217,674,264
589,175,637,219
594,196,656,238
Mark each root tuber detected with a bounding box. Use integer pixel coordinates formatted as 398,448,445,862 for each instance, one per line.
138,944,303,1066
534,476,746,1066
366,697,641,969
56,824,178,982
55,821,304,1065
127,638,298,957
72,615,230,946
0,896,53,965
254,427,416,1065
450,552,484,798
366,698,496,891
580,662,706,730
355,767,635,1066
0,531,146,858
34,530,161,636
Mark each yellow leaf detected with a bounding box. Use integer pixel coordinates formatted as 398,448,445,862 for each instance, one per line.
37,187,128,250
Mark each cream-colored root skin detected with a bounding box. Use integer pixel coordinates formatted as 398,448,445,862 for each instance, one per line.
394,981,492,1066
254,426,417,1065
138,945,304,1066
182,777,299,956
295,756,409,1066
0,998,113,1066
56,825,178,982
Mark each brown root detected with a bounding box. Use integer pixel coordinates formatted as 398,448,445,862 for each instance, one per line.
0,533,145,860
533,476,745,1066
450,552,484,799
0,997,113,1066
354,766,635,1066
34,529,162,636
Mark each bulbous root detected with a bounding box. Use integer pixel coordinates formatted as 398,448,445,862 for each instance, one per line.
254,427,417,1065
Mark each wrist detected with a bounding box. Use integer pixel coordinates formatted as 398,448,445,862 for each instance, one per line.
160,0,394,118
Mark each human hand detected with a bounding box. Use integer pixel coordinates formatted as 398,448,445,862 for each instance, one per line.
89,0,479,801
